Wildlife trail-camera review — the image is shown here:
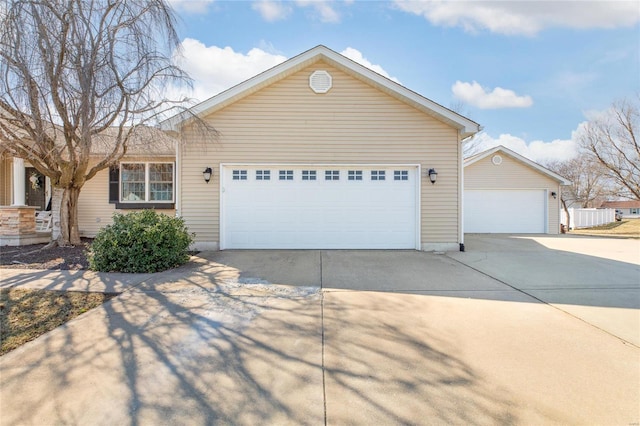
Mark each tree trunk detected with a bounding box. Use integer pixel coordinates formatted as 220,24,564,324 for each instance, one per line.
58,187,82,246
561,197,571,232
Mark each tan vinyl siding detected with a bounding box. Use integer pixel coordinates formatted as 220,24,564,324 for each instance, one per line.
77,157,175,237
180,61,462,247
465,154,561,234
0,155,11,206
77,165,115,236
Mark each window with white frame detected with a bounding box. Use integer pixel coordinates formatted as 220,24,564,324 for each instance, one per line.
348,170,363,181
279,170,294,180
631,208,639,214
371,170,385,181
325,170,339,181
120,162,174,202
394,170,409,181
149,163,173,201
232,170,247,181
256,170,271,180
302,170,317,181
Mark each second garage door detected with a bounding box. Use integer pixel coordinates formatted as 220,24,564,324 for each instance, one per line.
221,165,418,249
464,189,547,233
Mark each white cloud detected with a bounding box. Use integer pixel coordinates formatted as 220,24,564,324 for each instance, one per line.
472,131,580,164
554,71,598,90
167,0,214,14
252,1,292,22
252,0,342,23
250,0,350,23
340,47,401,84
295,0,341,23
452,81,533,109
170,42,401,104
172,39,287,103
257,40,285,56
394,1,640,36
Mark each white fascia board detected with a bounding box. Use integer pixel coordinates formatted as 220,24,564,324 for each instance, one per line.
464,145,572,185
323,51,480,138
159,46,328,132
463,145,503,167
160,45,481,138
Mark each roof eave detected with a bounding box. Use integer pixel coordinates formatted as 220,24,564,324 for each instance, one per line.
160,45,481,137
465,145,571,185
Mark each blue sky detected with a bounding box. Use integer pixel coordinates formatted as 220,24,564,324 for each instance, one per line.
166,0,640,162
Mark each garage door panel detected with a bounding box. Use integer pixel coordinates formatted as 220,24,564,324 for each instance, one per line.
222,166,417,249
464,189,546,233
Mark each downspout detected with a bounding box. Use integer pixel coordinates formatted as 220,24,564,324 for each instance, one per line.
459,130,465,252
174,132,181,217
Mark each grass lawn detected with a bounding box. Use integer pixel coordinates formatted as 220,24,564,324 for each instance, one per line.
571,218,640,238
0,289,117,355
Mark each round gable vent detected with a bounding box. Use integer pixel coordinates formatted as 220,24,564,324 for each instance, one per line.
309,70,332,94
492,155,503,165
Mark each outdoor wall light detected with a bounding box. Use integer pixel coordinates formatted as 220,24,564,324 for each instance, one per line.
551,191,557,199
202,167,213,183
428,168,438,184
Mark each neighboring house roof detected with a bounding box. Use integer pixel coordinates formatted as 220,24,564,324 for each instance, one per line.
600,200,640,209
160,45,480,138
464,145,571,185
91,126,176,156
0,125,176,158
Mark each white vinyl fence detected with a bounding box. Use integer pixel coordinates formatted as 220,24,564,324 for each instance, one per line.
561,208,615,229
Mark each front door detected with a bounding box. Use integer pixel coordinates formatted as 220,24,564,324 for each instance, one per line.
25,167,46,210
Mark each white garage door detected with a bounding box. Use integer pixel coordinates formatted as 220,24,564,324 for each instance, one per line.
221,165,418,249
464,189,547,233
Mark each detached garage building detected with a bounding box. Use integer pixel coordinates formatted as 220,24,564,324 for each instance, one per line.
464,146,570,234
161,45,480,251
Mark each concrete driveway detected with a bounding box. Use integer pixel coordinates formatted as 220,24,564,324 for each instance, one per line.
450,234,640,346
1,237,639,425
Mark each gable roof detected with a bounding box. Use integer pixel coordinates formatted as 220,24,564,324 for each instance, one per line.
600,200,640,209
464,145,571,185
160,45,480,138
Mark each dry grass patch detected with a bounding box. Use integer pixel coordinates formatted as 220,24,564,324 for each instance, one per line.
571,218,640,238
0,289,117,355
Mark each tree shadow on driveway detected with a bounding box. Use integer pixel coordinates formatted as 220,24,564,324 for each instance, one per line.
1,246,638,425
1,254,529,426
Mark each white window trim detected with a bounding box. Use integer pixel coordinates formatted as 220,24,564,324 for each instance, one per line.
256,170,271,180
232,169,248,180
119,161,175,203
302,170,317,181
348,170,363,181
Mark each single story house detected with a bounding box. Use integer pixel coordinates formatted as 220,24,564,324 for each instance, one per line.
3,45,482,250
0,129,176,245
600,200,640,218
160,45,479,251
464,145,570,234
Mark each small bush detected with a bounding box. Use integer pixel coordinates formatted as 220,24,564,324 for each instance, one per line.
88,210,194,273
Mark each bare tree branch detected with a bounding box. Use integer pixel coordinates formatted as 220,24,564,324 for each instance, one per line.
0,0,215,245
545,153,614,209
579,95,640,200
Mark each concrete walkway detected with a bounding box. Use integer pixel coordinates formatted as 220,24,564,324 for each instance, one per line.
1,242,639,425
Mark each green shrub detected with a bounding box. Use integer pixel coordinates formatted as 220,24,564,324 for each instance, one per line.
88,210,194,273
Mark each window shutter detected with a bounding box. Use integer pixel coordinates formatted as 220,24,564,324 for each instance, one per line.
109,166,119,203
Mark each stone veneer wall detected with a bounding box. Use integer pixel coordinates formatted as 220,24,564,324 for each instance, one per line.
0,206,52,246
0,206,37,236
